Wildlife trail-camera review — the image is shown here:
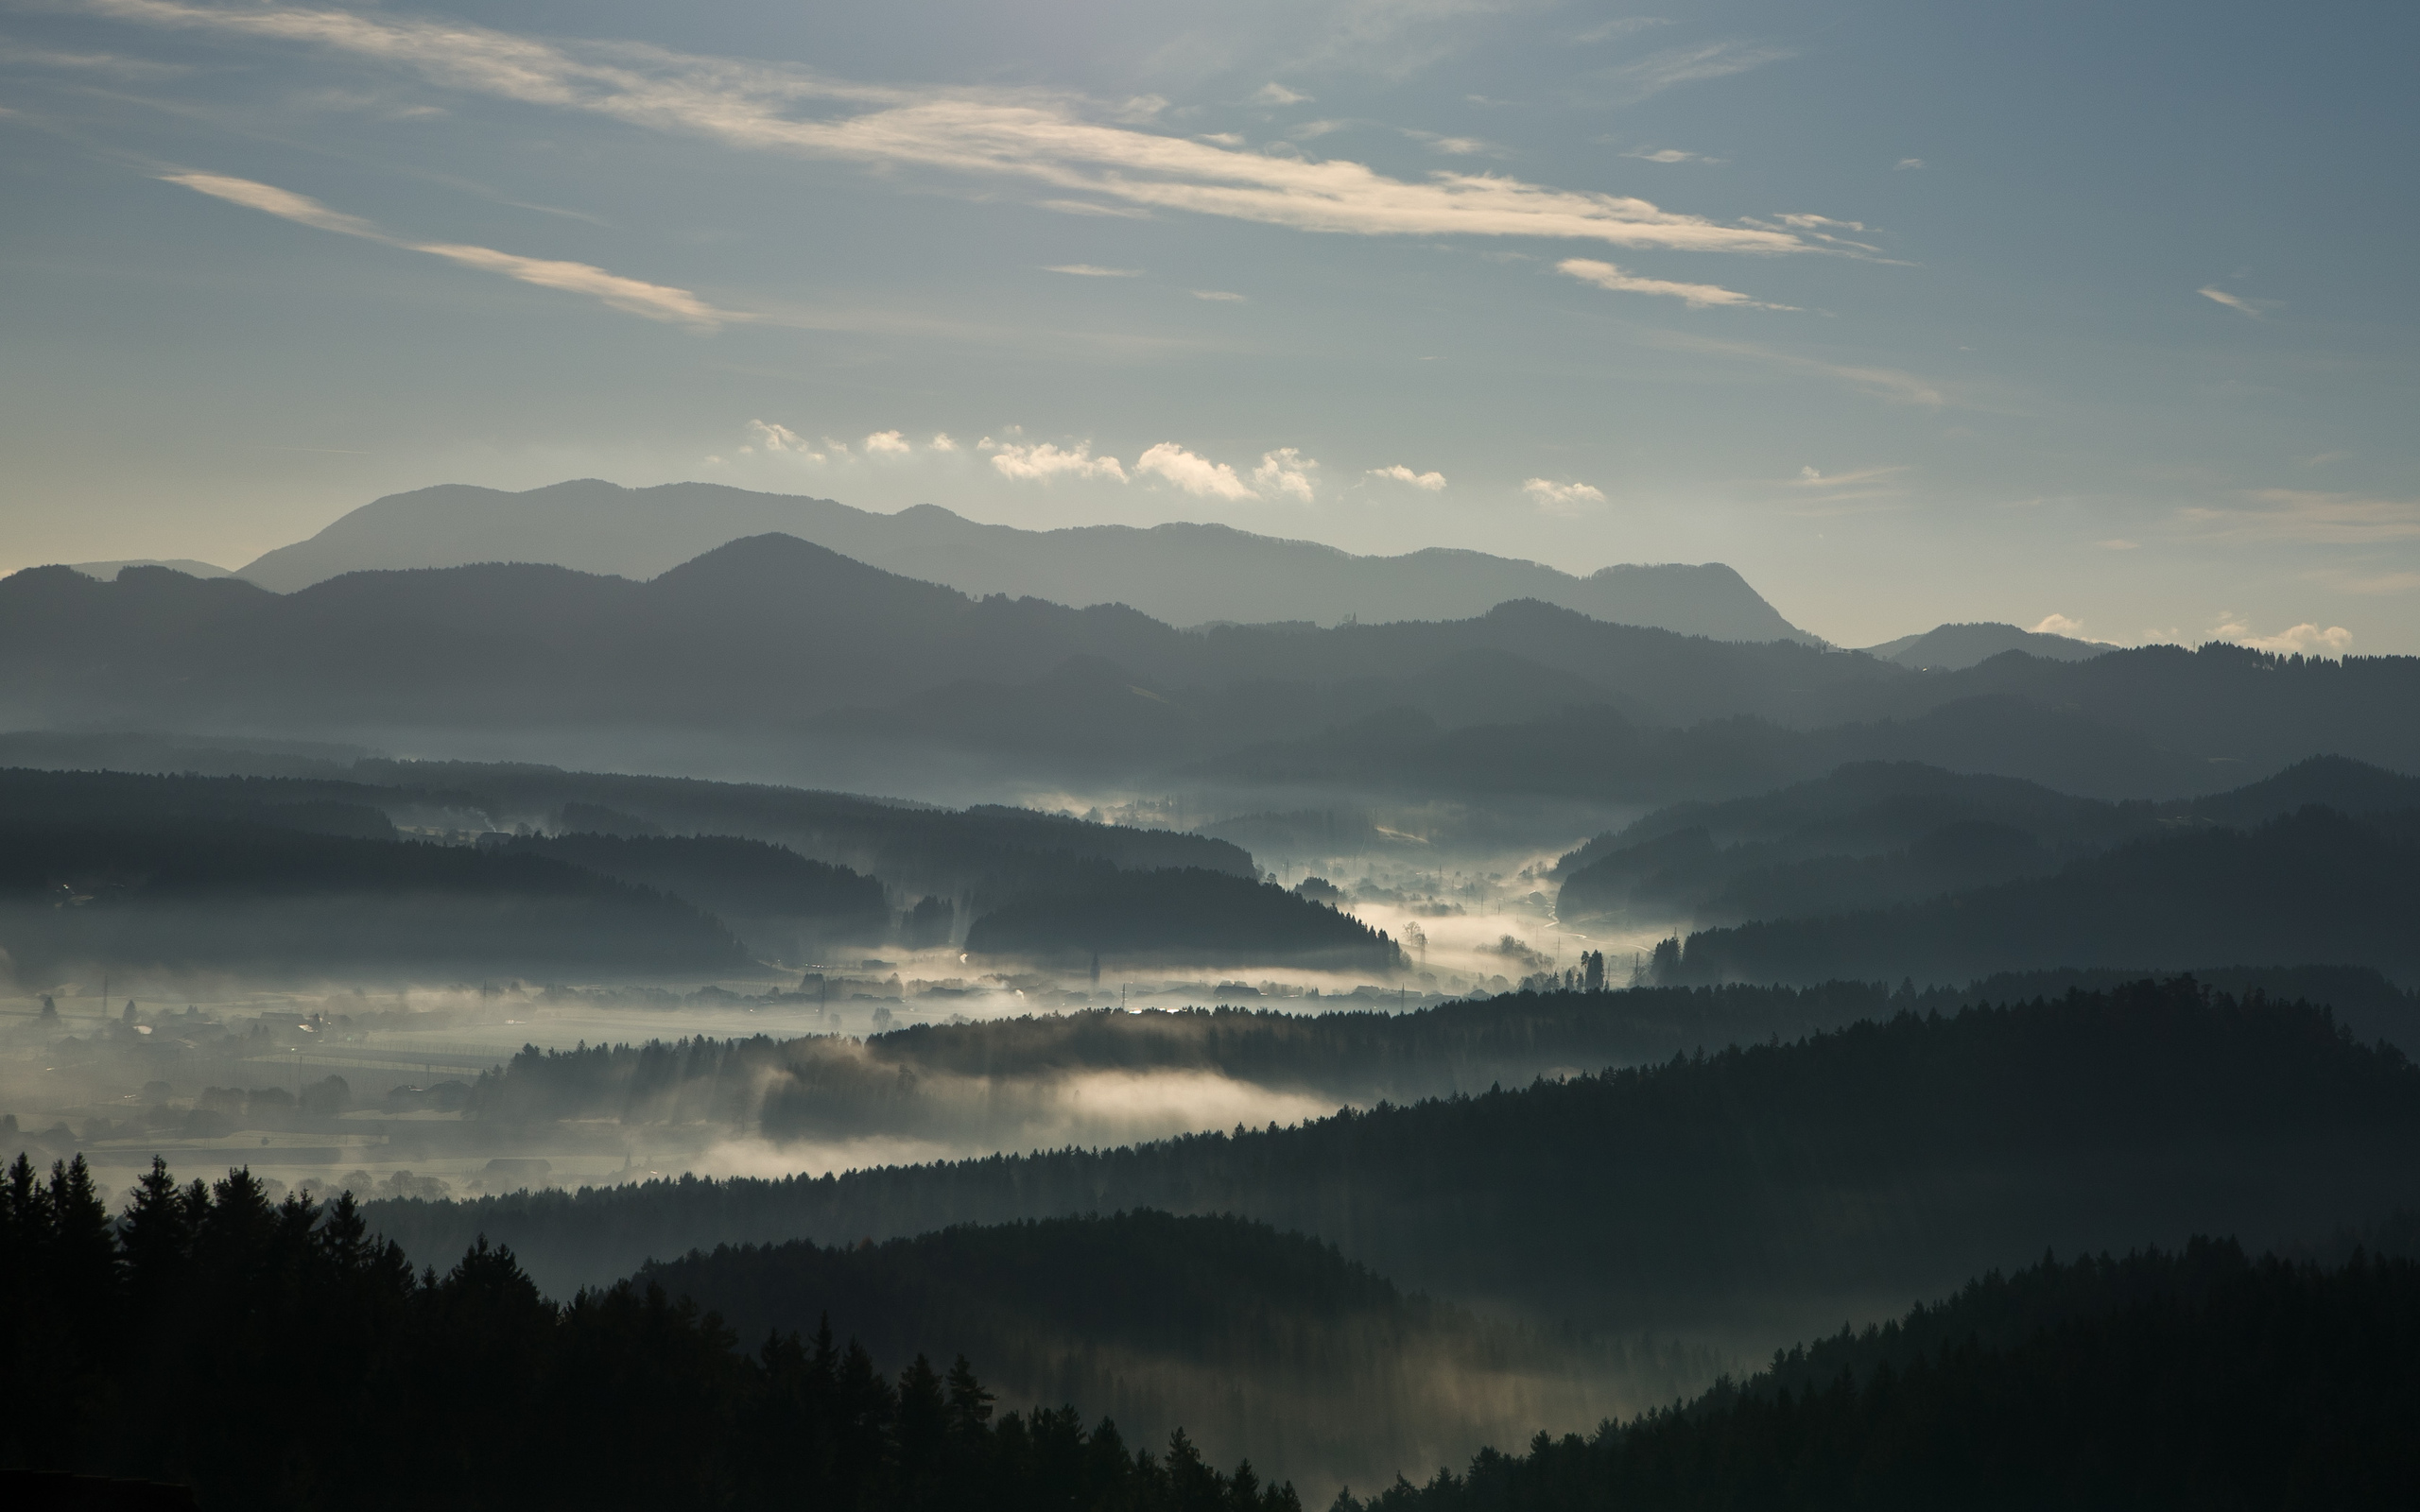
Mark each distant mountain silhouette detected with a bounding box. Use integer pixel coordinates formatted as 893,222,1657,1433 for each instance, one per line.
231,478,1814,640
1859,620,2114,669
63,558,233,580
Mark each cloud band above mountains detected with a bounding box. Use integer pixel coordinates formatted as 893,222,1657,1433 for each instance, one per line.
93,0,1834,262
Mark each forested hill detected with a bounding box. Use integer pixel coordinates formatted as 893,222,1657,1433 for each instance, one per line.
1555,755,2420,928
0,1159,1292,1512
369,981,2420,1331
0,818,749,982
1668,804,2420,987
960,868,1402,971
1341,1243,2420,1512
641,1211,1681,1498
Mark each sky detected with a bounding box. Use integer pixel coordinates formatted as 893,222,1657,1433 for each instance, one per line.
2,0,2414,651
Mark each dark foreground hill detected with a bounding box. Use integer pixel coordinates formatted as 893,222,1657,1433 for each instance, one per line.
1667,804,2420,988
1348,1242,2420,1512
644,1212,1688,1497
0,1159,1290,1512
369,981,2420,1335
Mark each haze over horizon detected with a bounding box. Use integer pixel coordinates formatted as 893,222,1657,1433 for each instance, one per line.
3,0,2415,651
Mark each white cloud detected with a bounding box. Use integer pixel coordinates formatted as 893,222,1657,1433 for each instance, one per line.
1250,82,1310,106
1622,147,1714,164
1557,257,1790,310
928,432,959,452
2030,613,2088,638
1403,129,1497,156
863,429,910,455
1252,448,1319,502
2197,285,2268,318
96,1,1825,258
990,440,1126,483
2211,616,2353,657
1044,264,1142,277
1524,478,1606,515
1370,464,1446,490
1190,289,1248,301
1894,158,1925,170
163,171,743,329
1136,443,1256,500
744,420,824,460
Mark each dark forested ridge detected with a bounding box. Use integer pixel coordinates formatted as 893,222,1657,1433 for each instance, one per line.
1667,804,2420,987
0,818,749,982
1342,1242,2420,1512
0,765,1263,984
1556,755,2420,930
641,1211,1682,1496
962,867,1403,971
0,1157,1294,1512
487,832,891,957
368,982,2420,1328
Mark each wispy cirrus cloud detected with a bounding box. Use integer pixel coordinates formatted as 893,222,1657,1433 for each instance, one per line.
1043,264,1142,277
2197,285,2274,318
1652,333,1954,407
2178,490,2420,544
162,172,744,329
89,0,1824,258
1596,41,1792,101
1558,256,1791,310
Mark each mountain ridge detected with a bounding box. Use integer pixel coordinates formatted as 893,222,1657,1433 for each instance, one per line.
231,478,1815,642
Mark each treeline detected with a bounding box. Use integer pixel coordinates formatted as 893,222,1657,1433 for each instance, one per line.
1342,1242,2420,1512
643,1211,1698,1496
371,981,2420,1322
1668,804,2420,986
464,980,2028,1143
0,818,748,981
962,868,1403,971
0,1155,1294,1512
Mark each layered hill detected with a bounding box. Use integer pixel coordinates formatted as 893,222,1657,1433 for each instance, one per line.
643,1211,1670,1498
1352,1242,2420,1512
1555,756,2420,927
1665,804,2420,988
231,479,1811,641
8,550,2416,800
369,981,2420,1335
1858,620,2113,670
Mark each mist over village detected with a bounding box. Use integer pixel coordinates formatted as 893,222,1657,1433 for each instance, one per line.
3,1,2417,1507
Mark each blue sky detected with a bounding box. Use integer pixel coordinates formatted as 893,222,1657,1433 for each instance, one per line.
3,0,2414,650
